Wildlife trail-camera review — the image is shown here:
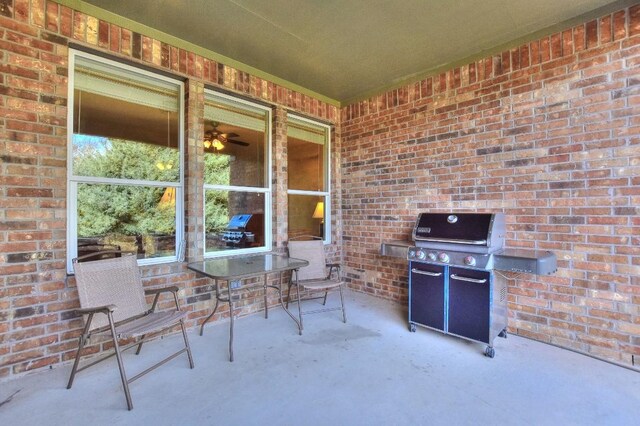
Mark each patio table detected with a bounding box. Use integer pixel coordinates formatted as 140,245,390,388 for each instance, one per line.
187,253,308,361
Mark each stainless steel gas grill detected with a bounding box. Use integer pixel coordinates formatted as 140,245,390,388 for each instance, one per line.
221,214,263,248
381,212,557,358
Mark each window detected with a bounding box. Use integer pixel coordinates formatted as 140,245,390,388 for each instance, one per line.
67,50,184,272
203,91,272,256
287,115,330,242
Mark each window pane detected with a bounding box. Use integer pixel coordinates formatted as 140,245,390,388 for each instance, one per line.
288,194,324,240
72,55,180,181
204,95,268,188
203,132,265,187
77,183,176,259
287,119,327,192
205,190,265,253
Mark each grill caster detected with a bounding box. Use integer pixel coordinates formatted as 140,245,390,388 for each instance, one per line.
409,323,416,332
499,329,508,338
484,346,495,358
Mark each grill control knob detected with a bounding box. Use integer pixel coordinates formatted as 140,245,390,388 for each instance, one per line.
408,249,416,259
464,256,476,266
416,250,426,260
437,252,449,263
428,252,437,261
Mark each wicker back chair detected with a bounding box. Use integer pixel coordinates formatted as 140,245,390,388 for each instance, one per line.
287,237,347,331
67,252,194,410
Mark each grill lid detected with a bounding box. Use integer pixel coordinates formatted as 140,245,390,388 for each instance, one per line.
412,213,505,250
226,214,253,230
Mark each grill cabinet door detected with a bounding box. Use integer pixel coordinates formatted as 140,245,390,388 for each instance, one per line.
409,263,445,331
448,267,491,343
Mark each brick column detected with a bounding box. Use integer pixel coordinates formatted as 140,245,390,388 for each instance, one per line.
271,106,288,252
328,120,342,262
184,80,205,262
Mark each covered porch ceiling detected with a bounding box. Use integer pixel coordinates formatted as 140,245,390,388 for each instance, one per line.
61,1,634,104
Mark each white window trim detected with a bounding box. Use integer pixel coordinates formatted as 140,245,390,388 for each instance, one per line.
286,114,332,243
202,90,273,258
66,49,185,273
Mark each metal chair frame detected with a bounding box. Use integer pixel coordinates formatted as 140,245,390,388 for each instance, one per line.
286,236,347,331
67,251,194,410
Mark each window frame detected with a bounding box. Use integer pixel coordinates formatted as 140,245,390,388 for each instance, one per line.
202,90,273,258
286,114,332,243
66,49,185,273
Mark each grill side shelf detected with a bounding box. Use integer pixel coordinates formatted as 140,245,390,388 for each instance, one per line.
493,250,557,275
380,241,411,259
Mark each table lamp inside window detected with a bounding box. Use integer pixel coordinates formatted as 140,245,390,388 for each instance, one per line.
312,201,324,238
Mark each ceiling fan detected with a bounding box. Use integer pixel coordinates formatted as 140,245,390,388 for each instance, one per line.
203,121,249,151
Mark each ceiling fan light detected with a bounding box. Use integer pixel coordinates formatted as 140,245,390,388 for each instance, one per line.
212,139,224,150
203,140,212,149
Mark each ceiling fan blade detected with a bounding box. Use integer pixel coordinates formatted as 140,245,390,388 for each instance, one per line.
227,139,249,147
221,132,239,138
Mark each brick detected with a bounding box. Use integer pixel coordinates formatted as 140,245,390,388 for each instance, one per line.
109,23,119,52
12,355,59,373
612,10,627,40
12,335,58,353
60,5,72,37
618,322,640,335
86,15,98,45
631,4,640,36
45,1,58,32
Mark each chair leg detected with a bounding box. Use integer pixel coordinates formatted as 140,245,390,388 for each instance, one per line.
339,284,347,323
66,336,85,389
135,336,145,355
322,290,328,305
67,313,94,389
107,312,133,411
180,319,195,369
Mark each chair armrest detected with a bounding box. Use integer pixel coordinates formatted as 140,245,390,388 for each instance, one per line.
326,263,341,279
144,286,180,296
77,304,116,315
146,286,182,312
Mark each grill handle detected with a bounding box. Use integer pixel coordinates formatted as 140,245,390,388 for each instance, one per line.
411,268,442,277
415,237,487,245
450,274,487,284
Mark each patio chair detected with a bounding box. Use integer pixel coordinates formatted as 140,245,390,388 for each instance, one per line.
287,237,347,331
67,251,194,410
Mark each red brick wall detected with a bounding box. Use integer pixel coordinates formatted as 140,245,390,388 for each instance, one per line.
0,0,339,379
340,6,640,366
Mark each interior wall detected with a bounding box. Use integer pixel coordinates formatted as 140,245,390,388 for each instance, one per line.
288,155,319,235
0,0,340,380
340,5,640,367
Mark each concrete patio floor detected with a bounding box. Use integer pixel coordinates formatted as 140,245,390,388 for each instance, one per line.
1,290,639,425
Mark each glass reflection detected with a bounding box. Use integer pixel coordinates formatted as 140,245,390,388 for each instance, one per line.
73,134,179,182
203,123,265,188
77,183,176,259
287,137,324,192
73,89,180,181
205,190,265,253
